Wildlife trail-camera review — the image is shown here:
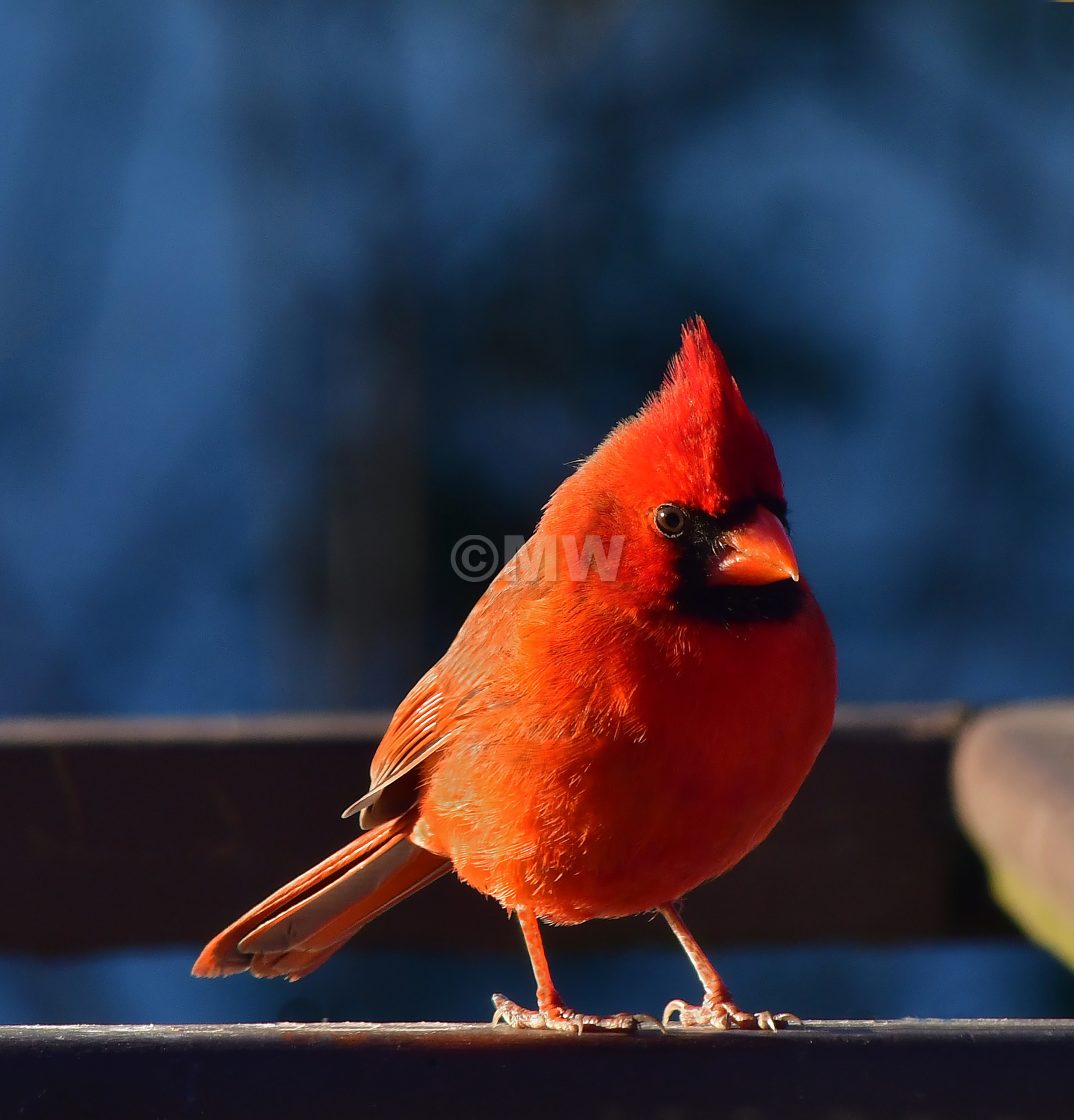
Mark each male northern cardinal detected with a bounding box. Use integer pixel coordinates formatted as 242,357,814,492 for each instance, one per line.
194,318,837,1032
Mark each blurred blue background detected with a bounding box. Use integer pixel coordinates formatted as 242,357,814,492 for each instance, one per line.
2,1,1073,717
2,1,1074,1024
3,943,1074,1025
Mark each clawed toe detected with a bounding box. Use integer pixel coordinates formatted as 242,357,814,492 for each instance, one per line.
662,998,801,1032
491,994,583,1034
755,1009,801,1032
492,993,655,1034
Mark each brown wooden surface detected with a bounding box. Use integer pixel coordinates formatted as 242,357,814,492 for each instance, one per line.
2,1020,1071,1119
0,703,1006,954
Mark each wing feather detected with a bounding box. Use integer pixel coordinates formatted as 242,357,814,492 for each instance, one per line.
341,669,454,820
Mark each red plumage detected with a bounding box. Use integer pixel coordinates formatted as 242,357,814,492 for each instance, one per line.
194,318,837,1032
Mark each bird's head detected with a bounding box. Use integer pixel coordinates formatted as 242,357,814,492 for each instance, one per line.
542,317,803,622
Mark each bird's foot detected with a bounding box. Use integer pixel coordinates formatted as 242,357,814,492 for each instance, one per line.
662,997,801,1032
491,993,657,1034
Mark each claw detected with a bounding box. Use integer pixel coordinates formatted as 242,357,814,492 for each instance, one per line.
662,999,688,1028
491,993,653,1034
662,997,800,1031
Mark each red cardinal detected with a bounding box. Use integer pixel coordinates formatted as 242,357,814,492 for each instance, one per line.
194,318,837,1032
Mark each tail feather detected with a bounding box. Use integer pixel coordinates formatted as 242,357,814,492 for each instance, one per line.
192,817,449,980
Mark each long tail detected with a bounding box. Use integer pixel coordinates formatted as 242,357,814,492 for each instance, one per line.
192,816,449,981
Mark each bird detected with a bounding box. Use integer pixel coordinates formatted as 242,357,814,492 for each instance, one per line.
193,317,837,1032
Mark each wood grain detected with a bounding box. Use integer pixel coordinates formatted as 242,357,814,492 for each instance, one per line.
1,1019,1069,1119
0,703,1007,953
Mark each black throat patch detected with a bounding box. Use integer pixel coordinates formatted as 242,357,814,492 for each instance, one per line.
673,576,804,624
668,499,805,624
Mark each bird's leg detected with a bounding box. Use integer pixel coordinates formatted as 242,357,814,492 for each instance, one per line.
491,906,654,1034
659,902,800,1032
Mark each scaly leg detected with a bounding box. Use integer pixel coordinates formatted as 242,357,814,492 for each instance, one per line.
491,906,655,1034
659,902,801,1032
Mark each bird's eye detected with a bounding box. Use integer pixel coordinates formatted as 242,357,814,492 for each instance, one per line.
654,504,687,539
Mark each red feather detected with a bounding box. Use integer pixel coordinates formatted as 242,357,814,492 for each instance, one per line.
194,317,836,1031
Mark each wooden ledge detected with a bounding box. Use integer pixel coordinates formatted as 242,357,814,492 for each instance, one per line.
2,1020,1072,1118
4,1017,1074,1046
0,703,996,953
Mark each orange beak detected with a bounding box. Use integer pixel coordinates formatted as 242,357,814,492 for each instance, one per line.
708,507,800,586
